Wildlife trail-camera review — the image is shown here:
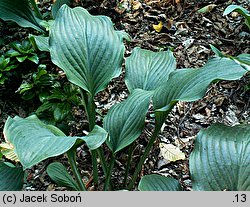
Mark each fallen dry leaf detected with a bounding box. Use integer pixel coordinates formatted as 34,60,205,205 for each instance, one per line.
198,4,217,14
231,12,240,18
166,19,174,30
153,21,163,32
145,0,161,5
0,142,19,162
159,143,185,164
132,0,142,10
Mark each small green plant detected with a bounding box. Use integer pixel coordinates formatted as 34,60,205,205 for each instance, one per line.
0,4,249,191
0,55,19,84
35,83,81,130
18,64,81,131
0,38,42,86
139,123,250,191
18,64,56,100
6,39,39,64
223,5,250,30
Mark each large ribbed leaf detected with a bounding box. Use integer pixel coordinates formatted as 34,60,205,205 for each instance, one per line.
103,89,152,153
0,162,24,191
49,5,128,96
52,0,71,18
47,162,79,190
231,54,250,71
190,124,250,191
139,174,182,191
125,47,176,92
3,115,107,169
33,36,49,52
0,0,44,32
153,57,247,127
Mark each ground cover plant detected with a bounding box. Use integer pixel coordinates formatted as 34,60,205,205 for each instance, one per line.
0,0,249,191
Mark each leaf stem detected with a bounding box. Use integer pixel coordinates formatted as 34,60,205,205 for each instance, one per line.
127,127,161,190
29,0,44,20
86,93,96,131
67,149,86,191
80,90,100,187
80,90,109,188
127,105,176,190
104,153,115,191
97,147,108,176
91,150,99,187
122,143,135,187
80,90,96,131
86,93,99,187
97,148,114,190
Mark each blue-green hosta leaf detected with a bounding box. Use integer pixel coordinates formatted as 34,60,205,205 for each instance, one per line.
125,47,176,92
0,162,24,191
52,0,71,18
104,89,152,153
47,162,79,191
210,45,224,58
0,0,44,32
139,174,182,191
49,5,128,96
190,124,250,191
33,36,50,52
39,20,55,31
237,54,250,65
153,57,247,127
210,45,250,71
3,115,107,169
223,5,250,29
233,54,250,71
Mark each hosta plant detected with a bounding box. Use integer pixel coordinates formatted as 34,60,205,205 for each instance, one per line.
139,123,250,191
120,46,248,190
0,4,127,191
0,5,248,191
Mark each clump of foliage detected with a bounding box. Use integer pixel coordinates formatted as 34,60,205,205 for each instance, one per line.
0,55,18,84
0,38,39,85
35,83,81,132
17,64,56,100
6,39,39,64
